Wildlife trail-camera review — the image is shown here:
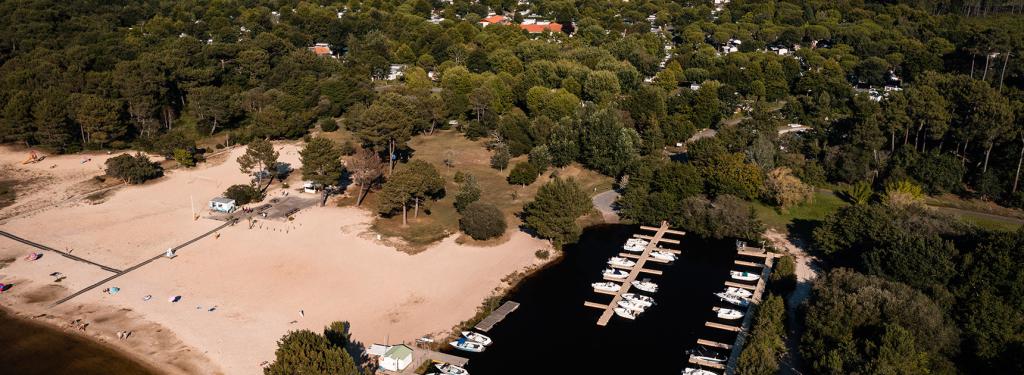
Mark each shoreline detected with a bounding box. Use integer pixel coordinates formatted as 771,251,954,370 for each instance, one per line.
0,304,198,375
0,144,557,374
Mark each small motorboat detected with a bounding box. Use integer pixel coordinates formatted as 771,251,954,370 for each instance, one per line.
143,295,152,301
622,293,655,307
602,268,629,279
617,299,648,312
461,331,492,346
437,363,469,375
690,352,727,364
622,238,648,252
717,308,744,320
25,252,41,261
731,271,760,282
449,338,485,353
681,368,718,375
592,282,622,292
725,287,753,299
651,251,678,261
614,307,640,320
607,257,636,268
715,292,750,307
631,279,659,293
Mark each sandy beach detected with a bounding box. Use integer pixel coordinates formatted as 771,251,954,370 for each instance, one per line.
0,144,550,374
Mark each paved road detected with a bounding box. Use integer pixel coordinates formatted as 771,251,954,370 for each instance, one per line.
592,190,620,223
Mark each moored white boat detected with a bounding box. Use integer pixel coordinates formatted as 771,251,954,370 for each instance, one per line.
651,250,678,261
688,348,727,364
717,308,744,320
622,293,655,307
617,299,648,312
460,331,492,346
623,238,648,252
602,268,629,279
437,363,469,375
631,279,659,293
715,292,750,307
449,338,485,353
681,368,717,375
725,287,753,299
592,281,622,292
614,307,640,319
607,257,636,268
730,271,760,281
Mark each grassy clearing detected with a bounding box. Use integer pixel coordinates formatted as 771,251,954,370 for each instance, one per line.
925,193,1024,220
753,190,848,238
366,130,612,249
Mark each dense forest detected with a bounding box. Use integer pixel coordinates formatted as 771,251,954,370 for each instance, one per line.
2,0,1023,374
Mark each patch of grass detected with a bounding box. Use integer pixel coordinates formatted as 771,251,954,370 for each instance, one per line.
0,180,14,210
535,249,549,259
925,193,1024,220
754,190,848,238
367,130,612,247
958,214,1022,232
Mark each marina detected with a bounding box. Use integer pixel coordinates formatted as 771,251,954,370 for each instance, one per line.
583,221,685,326
690,243,780,375
449,224,737,374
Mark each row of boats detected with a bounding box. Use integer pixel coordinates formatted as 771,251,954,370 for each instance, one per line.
593,237,676,320
681,267,764,374
622,238,679,261
436,331,494,375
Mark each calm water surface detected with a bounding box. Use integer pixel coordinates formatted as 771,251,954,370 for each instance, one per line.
453,224,741,374
0,310,155,375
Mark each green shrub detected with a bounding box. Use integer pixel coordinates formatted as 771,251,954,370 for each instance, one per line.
460,202,507,240
224,184,264,205
173,148,196,167
507,161,539,186
105,153,163,184
454,174,481,212
535,249,550,259
770,255,797,295
319,118,339,132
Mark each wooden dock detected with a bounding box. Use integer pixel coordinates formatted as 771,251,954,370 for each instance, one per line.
697,339,733,350
474,301,520,332
706,321,742,332
584,221,684,326
689,357,726,370
722,245,782,375
724,281,756,290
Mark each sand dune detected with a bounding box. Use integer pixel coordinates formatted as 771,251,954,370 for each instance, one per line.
0,144,549,374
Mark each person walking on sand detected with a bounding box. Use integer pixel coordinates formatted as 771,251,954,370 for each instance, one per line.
299,309,304,318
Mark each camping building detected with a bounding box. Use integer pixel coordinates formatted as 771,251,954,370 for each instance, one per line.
379,344,413,371
209,197,236,213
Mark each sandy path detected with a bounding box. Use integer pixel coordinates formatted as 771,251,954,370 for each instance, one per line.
0,143,550,374
763,228,820,374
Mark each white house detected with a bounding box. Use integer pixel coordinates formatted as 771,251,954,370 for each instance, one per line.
209,197,236,213
387,64,406,81
378,344,413,371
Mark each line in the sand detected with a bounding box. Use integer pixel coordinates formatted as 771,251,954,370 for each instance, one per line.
0,230,122,272
50,218,238,307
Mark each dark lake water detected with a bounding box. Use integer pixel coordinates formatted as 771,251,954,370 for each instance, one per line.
0,310,155,375
453,224,741,374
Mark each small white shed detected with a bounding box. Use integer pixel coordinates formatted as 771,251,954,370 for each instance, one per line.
209,197,236,213
379,344,413,371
